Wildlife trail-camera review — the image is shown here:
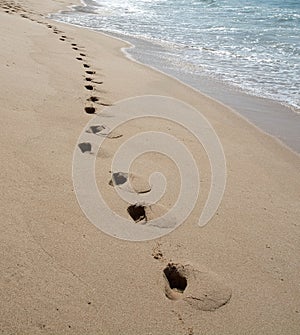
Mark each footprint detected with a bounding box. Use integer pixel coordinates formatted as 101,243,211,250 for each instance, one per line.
53,28,62,34
87,96,99,102
86,70,95,75
72,47,78,50
110,172,128,186
86,125,105,134
127,203,174,227
80,53,86,57
85,85,94,91
84,106,96,114
163,263,232,311
83,64,90,68
59,38,65,41
76,57,83,61
71,43,77,46
127,204,146,223
164,264,187,299
85,78,93,82
78,142,92,153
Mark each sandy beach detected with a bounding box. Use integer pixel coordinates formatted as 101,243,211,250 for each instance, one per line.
0,0,300,334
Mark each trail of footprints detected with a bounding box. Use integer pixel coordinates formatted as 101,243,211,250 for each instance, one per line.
54,29,109,113
1,0,109,115
4,0,292,329
2,1,233,328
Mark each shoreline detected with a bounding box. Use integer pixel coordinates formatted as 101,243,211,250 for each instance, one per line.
118,36,300,156
49,13,300,155
51,1,300,154
0,0,300,334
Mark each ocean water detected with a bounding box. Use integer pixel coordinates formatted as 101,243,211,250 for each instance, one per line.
52,0,300,111
51,0,300,152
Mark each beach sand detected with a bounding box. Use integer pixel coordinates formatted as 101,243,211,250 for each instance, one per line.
0,0,300,334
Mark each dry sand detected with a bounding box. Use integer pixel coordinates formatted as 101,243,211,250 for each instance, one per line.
0,0,300,334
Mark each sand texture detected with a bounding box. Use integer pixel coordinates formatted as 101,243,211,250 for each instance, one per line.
0,0,300,334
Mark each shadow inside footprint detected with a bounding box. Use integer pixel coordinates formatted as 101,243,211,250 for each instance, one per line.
86,70,95,75
86,125,105,134
85,106,96,114
83,64,90,68
85,85,93,91
164,264,187,294
78,142,92,153
127,204,146,223
111,172,128,185
87,96,99,102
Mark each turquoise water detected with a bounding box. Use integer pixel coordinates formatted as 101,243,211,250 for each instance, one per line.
52,0,300,111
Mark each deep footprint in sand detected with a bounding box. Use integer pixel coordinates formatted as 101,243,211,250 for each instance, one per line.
163,263,232,311
83,64,90,68
127,203,176,228
86,70,95,75
84,106,96,114
85,85,94,91
127,204,146,223
78,142,92,153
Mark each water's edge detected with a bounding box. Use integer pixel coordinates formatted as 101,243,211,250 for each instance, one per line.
115,32,300,154
50,3,300,154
